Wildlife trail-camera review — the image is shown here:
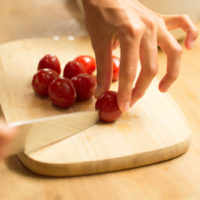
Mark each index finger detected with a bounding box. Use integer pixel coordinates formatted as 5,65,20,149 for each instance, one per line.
91,37,113,98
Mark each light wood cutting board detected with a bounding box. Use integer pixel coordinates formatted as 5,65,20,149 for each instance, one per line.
0,37,191,177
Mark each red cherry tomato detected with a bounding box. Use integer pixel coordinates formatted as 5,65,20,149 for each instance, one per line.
63,61,86,79
74,55,96,74
71,73,97,101
48,77,76,108
32,69,59,96
95,91,122,122
38,54,61,75
112,56,120,82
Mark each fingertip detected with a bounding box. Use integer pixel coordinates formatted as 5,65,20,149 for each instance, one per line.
117,94,130,112
159,82,169,93
184,37,194,49
185,29,198,49
188,40,194,49
118,102,129,112
159,87,167,93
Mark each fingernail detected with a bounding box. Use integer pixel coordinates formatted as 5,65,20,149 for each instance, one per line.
120,102,130,112
189,40,194,49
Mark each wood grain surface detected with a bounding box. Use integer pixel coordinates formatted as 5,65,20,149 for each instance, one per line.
0,1,200,199
0,37,191,177
0,37,96,122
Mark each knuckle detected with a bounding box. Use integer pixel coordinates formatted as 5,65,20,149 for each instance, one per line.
133,26,142,37
177,14,199,38
180,14,190,21
145,18,157,31
171,45,183,56
120,23,143,38
157,17,166,26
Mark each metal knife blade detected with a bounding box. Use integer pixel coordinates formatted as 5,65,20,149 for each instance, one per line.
7,111,98,156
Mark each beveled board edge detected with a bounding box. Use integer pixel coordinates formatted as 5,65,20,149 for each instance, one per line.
17,135,191,177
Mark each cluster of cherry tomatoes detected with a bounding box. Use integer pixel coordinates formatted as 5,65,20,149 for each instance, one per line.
32,54,122,122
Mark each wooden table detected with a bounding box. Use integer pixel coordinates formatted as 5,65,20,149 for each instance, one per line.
0,1,200,199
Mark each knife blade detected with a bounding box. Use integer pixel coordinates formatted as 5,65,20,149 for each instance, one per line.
7,111,98,156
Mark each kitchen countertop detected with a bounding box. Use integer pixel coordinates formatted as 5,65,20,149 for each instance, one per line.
0,0,200,199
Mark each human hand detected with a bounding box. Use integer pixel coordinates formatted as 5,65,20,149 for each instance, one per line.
0,120,15,161
81,0,198,111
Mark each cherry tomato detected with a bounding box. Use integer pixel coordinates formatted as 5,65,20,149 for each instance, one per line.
112,56,120,82
63,61,86,79
71,73,97,101
74,55,96,74
48,77,76,108
95,91,122,122
38,54,61,75
32,69,59,96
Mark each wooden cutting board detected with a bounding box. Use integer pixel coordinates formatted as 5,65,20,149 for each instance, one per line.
0,37,191,177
